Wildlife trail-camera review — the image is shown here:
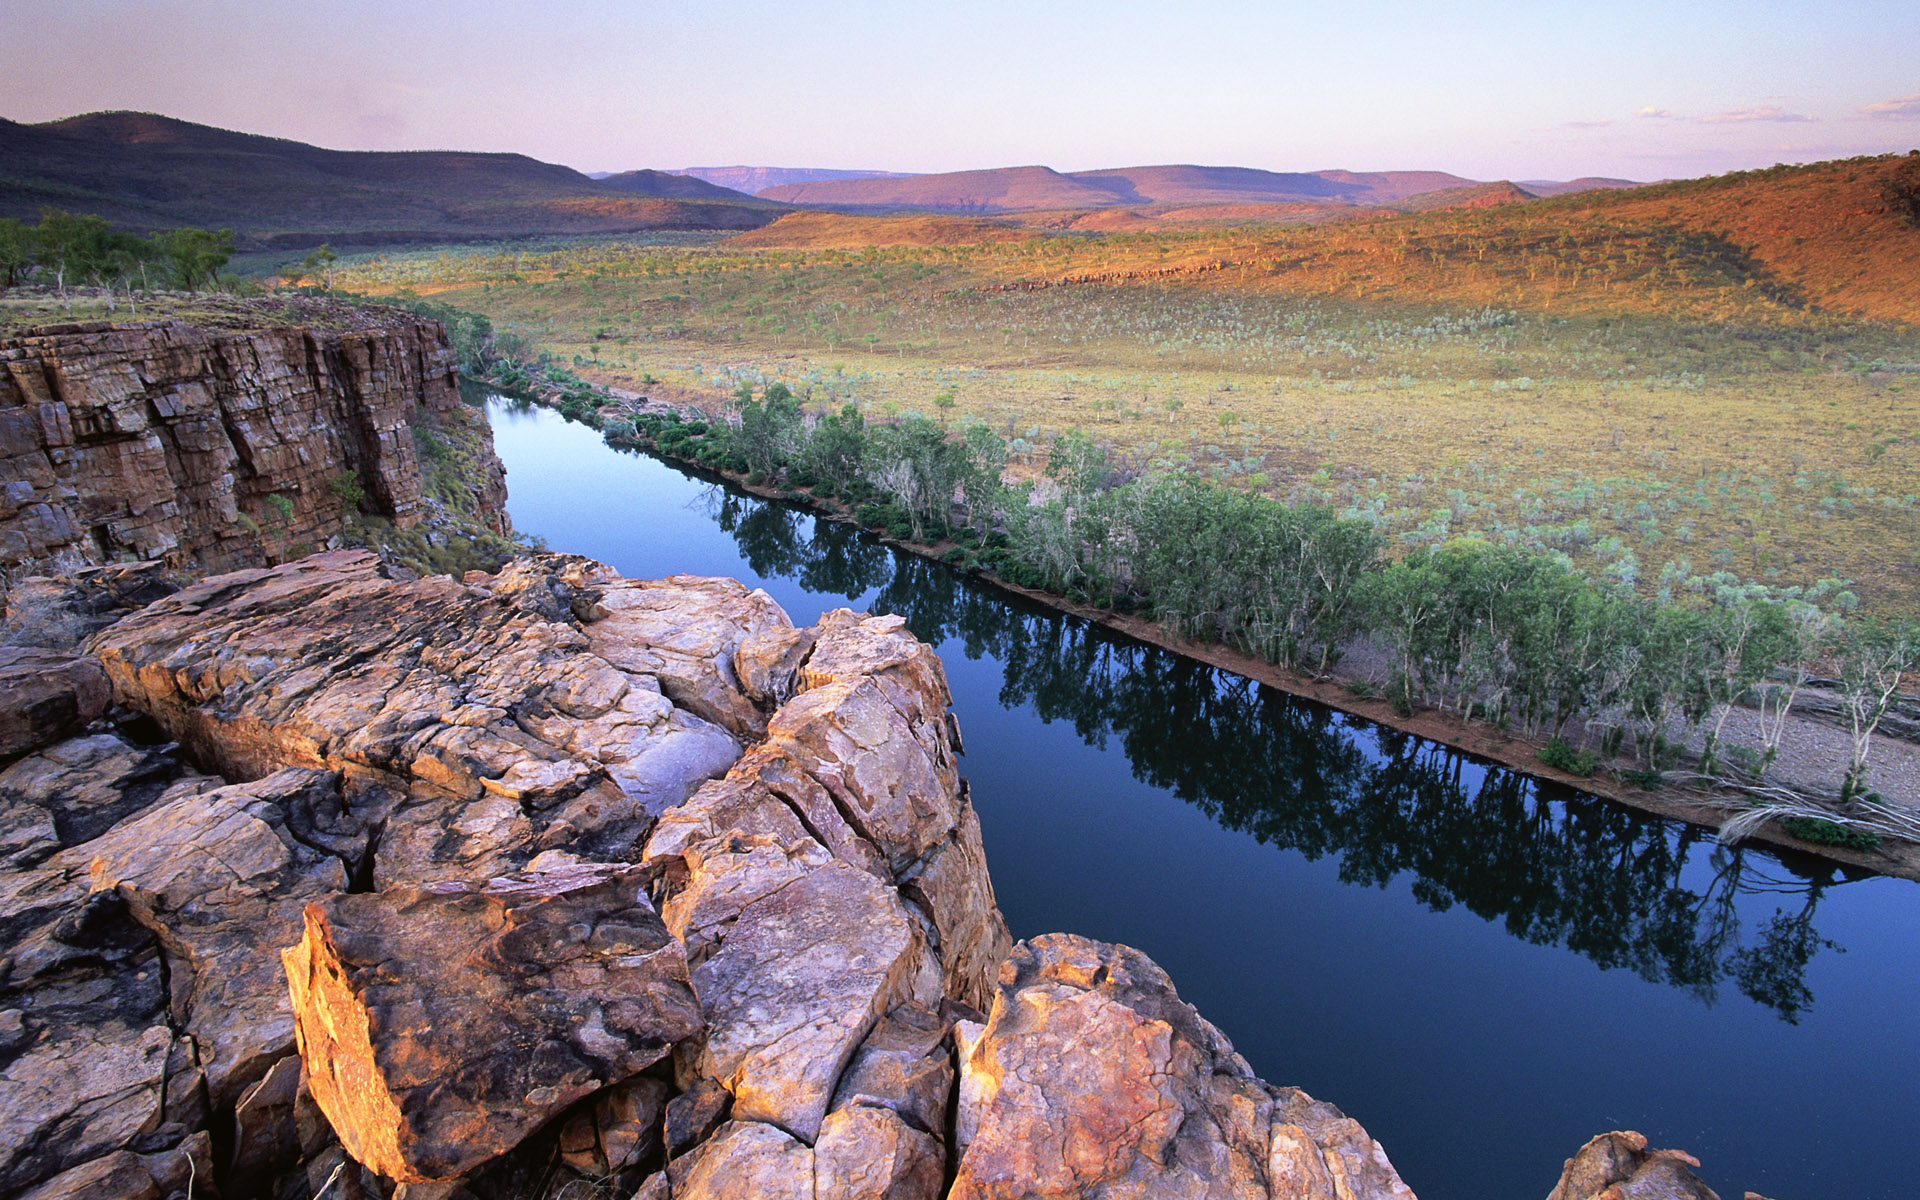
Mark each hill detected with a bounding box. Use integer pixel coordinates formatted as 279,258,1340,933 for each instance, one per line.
1073,165,1485,207
0,111,783,246
1040,154,1920,324
594,169,760,201
675,166,920,193
1398,180,1541,210
759,165,1129,211
1518,176,1644,197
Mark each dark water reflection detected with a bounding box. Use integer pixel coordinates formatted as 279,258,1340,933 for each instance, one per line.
713,486,1842,1023
488,396,1918,1200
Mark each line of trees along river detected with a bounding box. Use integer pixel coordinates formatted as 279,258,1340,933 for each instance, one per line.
500,368,1916,817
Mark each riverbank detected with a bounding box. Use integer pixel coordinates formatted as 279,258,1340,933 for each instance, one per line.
476,368,1920,882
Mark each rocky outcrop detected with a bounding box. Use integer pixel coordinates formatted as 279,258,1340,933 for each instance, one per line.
4,550,1439,1199
1546,1131,1722,1200
0,307,506,578
951,934,1415,1200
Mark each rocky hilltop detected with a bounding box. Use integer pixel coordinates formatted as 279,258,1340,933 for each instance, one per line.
0,303,507,583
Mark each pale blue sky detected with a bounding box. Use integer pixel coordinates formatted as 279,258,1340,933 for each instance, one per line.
4,0,1917,180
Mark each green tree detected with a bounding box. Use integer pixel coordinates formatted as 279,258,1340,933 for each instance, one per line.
0,218,33,289
300,243,339,290
156,226,236,291
869,416,969,542
1832,617,1920,799
33,207,111,310
804,404,867,493
734,382,804,477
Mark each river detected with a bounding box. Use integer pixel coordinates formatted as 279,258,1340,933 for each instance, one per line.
484,394,1918,1200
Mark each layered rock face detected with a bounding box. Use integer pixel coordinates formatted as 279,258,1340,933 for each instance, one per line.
0,311,506,576
3,550,1439,1200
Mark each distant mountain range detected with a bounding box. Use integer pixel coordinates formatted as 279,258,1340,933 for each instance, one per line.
746,164,1639,212
0,111,781,247
671,166,921,194
0,111,1647,249
1517,177,1643,197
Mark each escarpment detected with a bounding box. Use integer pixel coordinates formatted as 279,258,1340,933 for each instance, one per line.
0,307,507,581
0,549,1725,1200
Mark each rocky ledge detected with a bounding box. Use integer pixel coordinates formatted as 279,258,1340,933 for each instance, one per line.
0,551,1724,1200
0,312,507,579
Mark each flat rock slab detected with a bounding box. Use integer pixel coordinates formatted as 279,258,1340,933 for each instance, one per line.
284,861,700,1183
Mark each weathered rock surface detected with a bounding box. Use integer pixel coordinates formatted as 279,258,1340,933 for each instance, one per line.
0,312,505,576
88,551,749,879
283,862,700,1183
0,647,109,760
950,933,1417,1200
0,733,200,870
1547,1131,1722,1200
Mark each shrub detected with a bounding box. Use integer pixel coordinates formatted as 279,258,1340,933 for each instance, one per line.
1620,768,1664,789
1538,738,1599,776
1780,816,1881,851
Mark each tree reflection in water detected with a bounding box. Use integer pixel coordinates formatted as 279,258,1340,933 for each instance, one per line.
708,483,1849,1023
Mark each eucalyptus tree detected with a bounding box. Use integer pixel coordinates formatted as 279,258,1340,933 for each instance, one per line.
0,218,34,288
1753,595,1840,774
733,382,804,477
1832,617,1920,800
31,207,111,309
867,416,970,541
1696,581,1793,775
155,226,235,291
803,404,867,494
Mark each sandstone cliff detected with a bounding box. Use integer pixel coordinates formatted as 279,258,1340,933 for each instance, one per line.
0,551,1723,1200
0,302,508,584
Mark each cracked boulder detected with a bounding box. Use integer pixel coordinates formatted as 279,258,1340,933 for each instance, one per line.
950,934,1416,1200
0,743,341,1195
585,573,796,739
283,861,700,1184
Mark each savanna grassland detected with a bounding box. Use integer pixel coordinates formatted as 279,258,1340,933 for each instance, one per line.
326,154,1920,613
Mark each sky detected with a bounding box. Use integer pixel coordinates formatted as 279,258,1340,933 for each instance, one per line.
4,0,1918,182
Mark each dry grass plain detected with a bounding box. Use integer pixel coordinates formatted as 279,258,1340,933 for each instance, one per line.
327,154,1920,612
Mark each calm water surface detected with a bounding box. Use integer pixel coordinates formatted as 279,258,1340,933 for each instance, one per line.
486,396,1917,1200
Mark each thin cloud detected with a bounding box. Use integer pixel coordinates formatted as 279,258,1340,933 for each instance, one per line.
1861,93,1920,120
1556,119,1614,129
1637,107,1674,119
1698,105,1816,124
